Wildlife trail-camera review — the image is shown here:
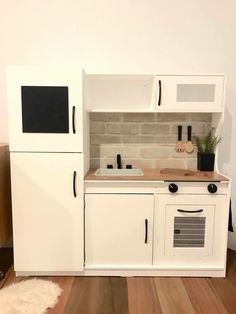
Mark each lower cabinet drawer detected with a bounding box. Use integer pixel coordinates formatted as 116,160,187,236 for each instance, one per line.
85,193,154,268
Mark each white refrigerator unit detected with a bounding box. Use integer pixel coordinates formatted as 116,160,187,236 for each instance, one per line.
7,66,85,274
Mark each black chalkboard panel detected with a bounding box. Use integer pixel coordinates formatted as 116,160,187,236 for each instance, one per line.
21,86,69,133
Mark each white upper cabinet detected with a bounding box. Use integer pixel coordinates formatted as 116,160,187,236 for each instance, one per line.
7,66,84,152
86,74,155,112
86,73,225,113
155,75,225,112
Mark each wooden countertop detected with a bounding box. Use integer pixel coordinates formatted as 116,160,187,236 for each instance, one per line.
85,168,229,182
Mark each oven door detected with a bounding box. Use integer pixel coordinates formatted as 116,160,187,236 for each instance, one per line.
7,66,83,152
165,204,214,256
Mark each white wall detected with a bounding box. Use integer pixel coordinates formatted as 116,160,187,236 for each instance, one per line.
1,0,236,247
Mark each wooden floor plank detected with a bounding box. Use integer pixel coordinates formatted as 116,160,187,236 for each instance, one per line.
0,265,15,288
226,249,236,288
127,277,162,314
110,277,129,314
182,277,228,314
208,277,236,314
154,278,195,314
64,277,108,314
64,276,128,314
47,277,74,314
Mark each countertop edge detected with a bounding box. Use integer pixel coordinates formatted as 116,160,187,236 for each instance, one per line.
84,168,230,182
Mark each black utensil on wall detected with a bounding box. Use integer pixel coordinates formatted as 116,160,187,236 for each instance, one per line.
185,126,194,153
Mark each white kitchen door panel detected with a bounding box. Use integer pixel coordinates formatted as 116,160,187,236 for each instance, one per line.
85,194,154,267
156,75,224,112
7,66,83,152
11,152,84,272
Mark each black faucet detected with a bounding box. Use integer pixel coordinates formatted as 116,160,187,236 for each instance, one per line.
117,154,122,169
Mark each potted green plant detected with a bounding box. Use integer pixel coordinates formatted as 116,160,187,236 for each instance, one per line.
195,128,222,171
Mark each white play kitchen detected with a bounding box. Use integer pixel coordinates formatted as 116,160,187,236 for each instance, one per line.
7,67,231,277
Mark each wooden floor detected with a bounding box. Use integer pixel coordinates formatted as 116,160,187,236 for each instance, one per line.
1,250,236,314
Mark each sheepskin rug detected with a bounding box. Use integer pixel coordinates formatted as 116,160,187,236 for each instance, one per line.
0,278,62,314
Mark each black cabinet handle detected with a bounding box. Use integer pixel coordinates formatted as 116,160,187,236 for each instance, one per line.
187,125,192,141
73,171,77,197
177,209,203,213
72,106,76,134
158,80,162,106
178,125,182,141
145,219,148,243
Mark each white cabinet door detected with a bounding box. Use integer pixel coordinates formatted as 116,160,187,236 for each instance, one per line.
10,152,84,272
154,194,228,267
87,74,154,112
85,194,154,267
7,66,83,152
155,75,225,112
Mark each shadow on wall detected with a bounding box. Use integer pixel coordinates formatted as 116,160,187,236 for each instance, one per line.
218,107,236,249
218,107,232,170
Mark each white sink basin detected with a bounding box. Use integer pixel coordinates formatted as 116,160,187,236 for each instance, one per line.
95,168,144,176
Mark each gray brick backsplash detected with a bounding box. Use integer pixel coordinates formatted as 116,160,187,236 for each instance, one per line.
190,113,212,122
156,113,188,122
140,146,171,159
90,122,105,134
156,135,177,144
100,145,140,158
142,124,169,134
187,159,198,170
90,135,121,145
121,124,140,135
123,159,156,169
155,159,187,169
206,123,212,133
90,112,122,122
90,145,100,158
123,135,155,144
107,123,140,135
89,113,212,170
123,113,155,122
90,158,101,169
106,124,122,134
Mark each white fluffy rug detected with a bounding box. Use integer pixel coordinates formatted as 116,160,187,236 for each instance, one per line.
0,278,62,314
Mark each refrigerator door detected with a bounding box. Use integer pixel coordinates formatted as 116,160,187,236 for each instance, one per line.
7,66,83,152
11,152,84,272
